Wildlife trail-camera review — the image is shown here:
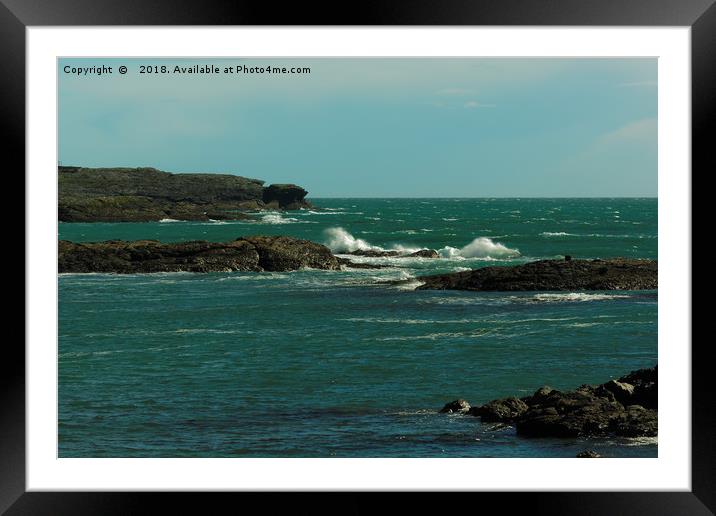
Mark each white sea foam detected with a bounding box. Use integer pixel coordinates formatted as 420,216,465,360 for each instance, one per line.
531,293,631,302
438,237,520,259
324,227,385,252
540,231,654,239
324,227,520,260
324,227,422,254
341,317,483,324
377,329,491,341
394,280,426,290
540,231,576,237
419,293,631,307
305,210,337,215
159,218,180,223
619,436,658,446
260,213,301,224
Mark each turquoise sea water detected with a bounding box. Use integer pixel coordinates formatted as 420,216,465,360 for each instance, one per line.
58,198,657,457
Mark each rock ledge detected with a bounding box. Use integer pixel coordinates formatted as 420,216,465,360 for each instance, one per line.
441,366,657,439
417,258,657,291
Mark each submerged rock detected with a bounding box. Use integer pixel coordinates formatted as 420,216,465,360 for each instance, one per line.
58,236,341,273
440,399,471,414
416,258,657,291
442,365,657,439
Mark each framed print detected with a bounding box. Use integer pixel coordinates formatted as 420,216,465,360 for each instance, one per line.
7,0,712,513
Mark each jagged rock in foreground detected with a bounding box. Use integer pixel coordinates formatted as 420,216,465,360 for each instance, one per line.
416,258,657,291
58,236,341,273
442,366,657,439
576,450,601,458
470,396,529,422
58,166,312,222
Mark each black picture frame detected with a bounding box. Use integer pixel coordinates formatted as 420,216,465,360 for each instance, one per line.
6,0,710,513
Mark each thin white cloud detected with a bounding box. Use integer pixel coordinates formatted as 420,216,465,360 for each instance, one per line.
618,80,657,87
464,100,496,109
599,118,657,145
436,88,476,96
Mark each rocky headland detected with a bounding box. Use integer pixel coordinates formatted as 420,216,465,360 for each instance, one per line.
416,258,657,291
440,365,657,438
58,166,312,222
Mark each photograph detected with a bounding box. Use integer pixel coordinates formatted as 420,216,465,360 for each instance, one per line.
57,57,658,459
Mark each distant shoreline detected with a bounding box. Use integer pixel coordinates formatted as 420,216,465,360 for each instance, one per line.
58,166,312,223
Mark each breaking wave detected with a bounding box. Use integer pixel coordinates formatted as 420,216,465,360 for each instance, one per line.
323,227,419,253
323,227,520,260
438,237,520,259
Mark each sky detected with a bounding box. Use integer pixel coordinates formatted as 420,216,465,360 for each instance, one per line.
58,58,657,197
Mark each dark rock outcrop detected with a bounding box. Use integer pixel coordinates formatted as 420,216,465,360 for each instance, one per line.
242,236,335,272
440,399,471,414
515,386,628,438
615,366,657,408
59,166,311,222
58,236,341,273
262,184,311,210
441,366,657,439
345,250,402,258
346,249,439,259
409,249,440,259
335,257,391,270
576,450,601,458
468,396,529,422
416,258,657,291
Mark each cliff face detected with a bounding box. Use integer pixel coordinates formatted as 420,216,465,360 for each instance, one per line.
58,166,312,222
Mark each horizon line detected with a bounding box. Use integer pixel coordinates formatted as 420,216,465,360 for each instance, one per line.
306,196,658,199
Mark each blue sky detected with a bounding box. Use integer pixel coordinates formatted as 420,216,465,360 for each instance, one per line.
58,58,657,197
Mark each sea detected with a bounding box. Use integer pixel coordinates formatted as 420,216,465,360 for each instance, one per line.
58,198,657,457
